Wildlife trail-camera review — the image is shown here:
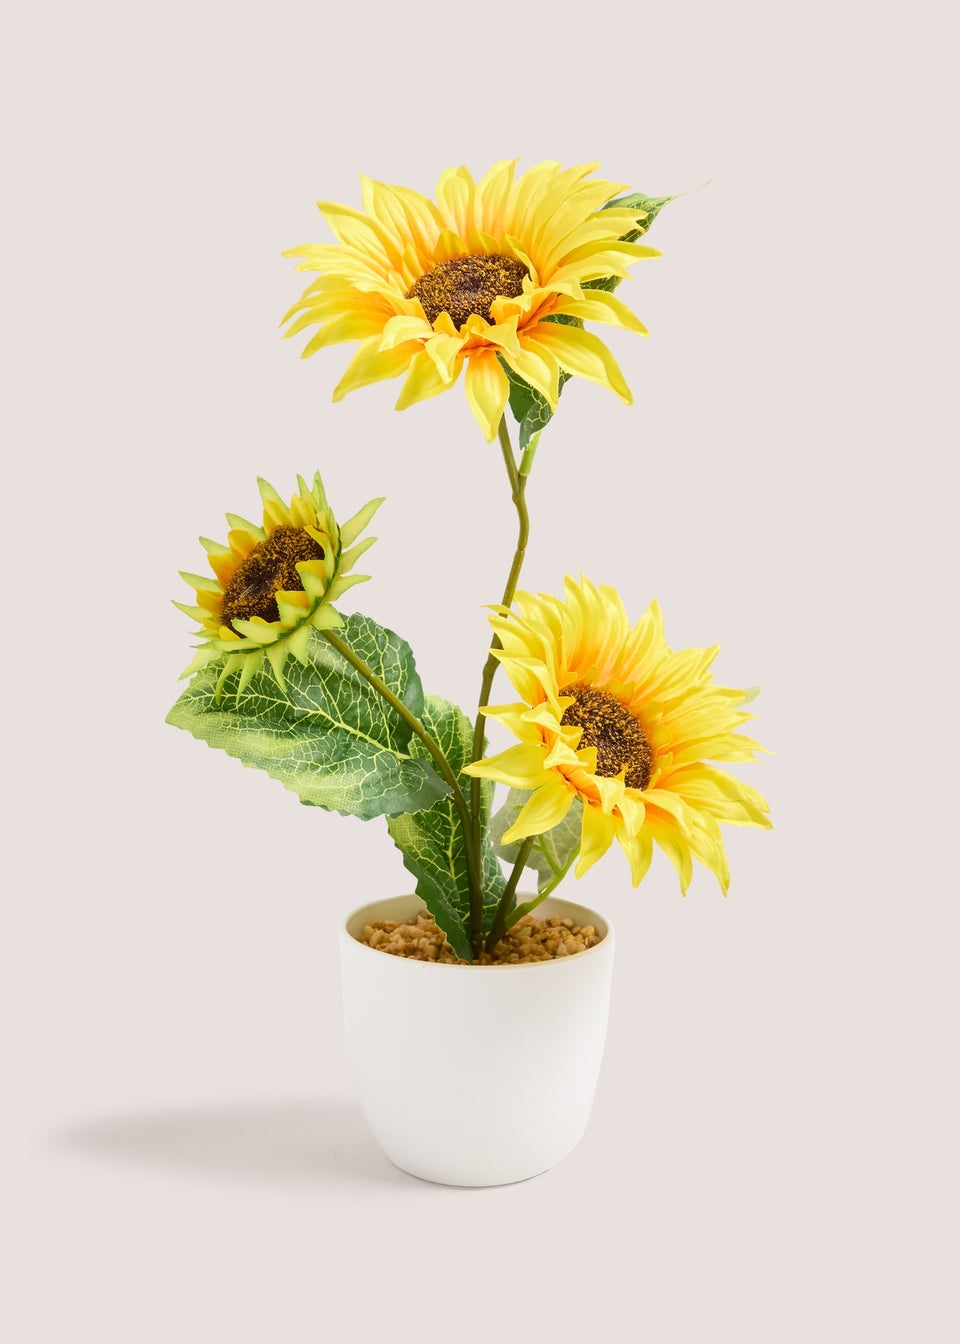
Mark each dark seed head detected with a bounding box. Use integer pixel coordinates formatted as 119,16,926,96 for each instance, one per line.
407,254,528,328
221,526,324,630
560,683,653,790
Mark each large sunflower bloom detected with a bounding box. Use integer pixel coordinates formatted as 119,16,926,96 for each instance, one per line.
464,577,771,892
282,161,659,441
175,473,382,694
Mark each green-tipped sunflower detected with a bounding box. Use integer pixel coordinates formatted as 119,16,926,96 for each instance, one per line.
175,472,383,694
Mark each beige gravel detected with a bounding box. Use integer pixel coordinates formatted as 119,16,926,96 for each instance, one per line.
357,911,603,964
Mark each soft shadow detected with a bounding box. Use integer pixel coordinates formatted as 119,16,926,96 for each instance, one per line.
52,1096,412,1189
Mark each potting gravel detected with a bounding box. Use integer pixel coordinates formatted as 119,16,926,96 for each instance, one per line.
357,911,603,964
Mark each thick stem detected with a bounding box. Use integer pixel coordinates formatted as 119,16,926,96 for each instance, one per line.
322,627,484,943
468,416,531,948
469,418,529,793
484,837,536,951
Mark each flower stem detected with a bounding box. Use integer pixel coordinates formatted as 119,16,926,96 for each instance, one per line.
508,852,577,924
518,429,541,477
322,627,484,939
469,419,529,773
484,837,536,951
468,416,531,947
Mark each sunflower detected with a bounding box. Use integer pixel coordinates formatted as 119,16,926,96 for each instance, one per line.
282,161,659,441
463,576,771,892
175,473,382,694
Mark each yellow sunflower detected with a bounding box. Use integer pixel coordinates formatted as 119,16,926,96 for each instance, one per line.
463,576,771,892
175,473,382,694
282,160,659,441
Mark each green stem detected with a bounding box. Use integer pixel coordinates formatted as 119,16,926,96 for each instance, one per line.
469,419,529,788
509,851,577,924
484,837,536,951
322,627,484,937
468,416,531,947
518,429,541,478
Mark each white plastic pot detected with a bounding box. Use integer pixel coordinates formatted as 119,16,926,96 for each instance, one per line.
339,894,615,1187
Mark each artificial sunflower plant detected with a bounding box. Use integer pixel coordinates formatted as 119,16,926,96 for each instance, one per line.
168,160,770,961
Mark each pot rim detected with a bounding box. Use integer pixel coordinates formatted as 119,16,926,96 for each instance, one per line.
341,893,613,971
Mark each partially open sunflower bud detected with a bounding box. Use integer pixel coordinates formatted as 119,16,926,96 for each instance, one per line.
175,472,382,694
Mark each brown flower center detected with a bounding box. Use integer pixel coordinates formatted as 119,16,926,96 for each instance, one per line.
560,684,653,790
407,254,528,328
221,526,324,630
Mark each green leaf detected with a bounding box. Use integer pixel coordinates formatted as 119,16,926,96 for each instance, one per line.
166,615,449,820
387,696,506,961
490,789,584,895
602,189,678,240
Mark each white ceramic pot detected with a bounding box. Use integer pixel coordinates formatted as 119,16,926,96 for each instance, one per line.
339,894,615,1187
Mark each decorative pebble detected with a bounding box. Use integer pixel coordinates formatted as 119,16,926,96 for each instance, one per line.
356,911,603,964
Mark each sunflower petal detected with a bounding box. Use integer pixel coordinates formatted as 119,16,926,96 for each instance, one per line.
396,348,462,409
574,803,617,877
464,350,510,441
339,496,385,548
500,776,574,844
620,825,653,887
530,324,633,403
559,289,650,335
333,337,420,400
462,743,549,789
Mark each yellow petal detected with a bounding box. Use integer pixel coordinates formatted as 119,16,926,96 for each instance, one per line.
574,803,617,878
332,337,420,400
359,177,443,256
479,703,543,745
645,809,694,893
620,826,653,887
557,289,649,335
289,309,387,352
474,158,517,233
315,200,398,264
462,742,548,789
377,313,433,352
464,350,509,441
503,339,560,405
500,775,574,844
424,332,467,381
396,348,462,410
530,324,633,403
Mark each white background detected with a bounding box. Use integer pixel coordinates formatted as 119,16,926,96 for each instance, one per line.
3,2,956,1340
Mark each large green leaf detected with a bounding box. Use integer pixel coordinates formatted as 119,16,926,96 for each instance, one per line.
387,696,506,961
504,189,676,445
166,615,449,820
490,789,584,895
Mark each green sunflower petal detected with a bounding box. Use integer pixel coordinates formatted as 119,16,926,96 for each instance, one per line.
339,536,377,571
339,497,385,548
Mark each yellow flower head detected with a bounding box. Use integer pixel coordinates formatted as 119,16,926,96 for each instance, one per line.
175,473,382,694
464,576,771,892
282,161,659,441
